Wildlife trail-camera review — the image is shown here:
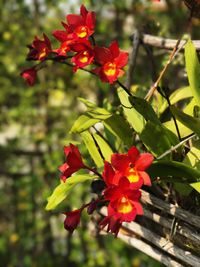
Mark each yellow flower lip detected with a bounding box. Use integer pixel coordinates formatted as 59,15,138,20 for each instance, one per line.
79,51,89,63
103,62,117,76
76,26,88,38
127,167,139,183
117,196,132,214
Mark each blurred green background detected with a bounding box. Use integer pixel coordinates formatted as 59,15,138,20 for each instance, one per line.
1,0,199,266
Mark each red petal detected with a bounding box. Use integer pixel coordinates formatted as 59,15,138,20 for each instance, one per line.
94,46,112,65
109,41,119,58
135,153,154,171
59,162,68,172
133,202,143,215
127,146,140,165
66,14,83,26
115,52,129,68
86,12,96,30
102,161,115,186
80,4,88,18
52,30,69,42
138,171,152,186
118,177,130,190
43,33,51,49
111,153,129,172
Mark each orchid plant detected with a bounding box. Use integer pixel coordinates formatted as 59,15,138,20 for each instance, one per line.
21,3,200,237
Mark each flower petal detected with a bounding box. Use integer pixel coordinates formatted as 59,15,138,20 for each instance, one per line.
135,153,154,171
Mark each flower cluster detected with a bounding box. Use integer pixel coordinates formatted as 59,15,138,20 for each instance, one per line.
21,5,128,86
60,144,153,236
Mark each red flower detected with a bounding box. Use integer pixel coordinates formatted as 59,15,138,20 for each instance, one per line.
52,31,75,56
111,146,154,188
63,209,82,233
59,144,85,182
104,177,143,222
102,161,121,186
20,67,37,86
99,215,122,237
93,41,128,84
65,4,96,40
99,178,143,236
27,33,52,61
71,41,94,71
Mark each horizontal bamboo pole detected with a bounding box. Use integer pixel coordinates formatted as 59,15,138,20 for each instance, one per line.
140,34,200,50
141,190,200,229
122,220,200,267
117,232,183,267
143,207,200,246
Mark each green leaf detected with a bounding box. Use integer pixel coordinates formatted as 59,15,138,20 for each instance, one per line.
46,174,96,210
70,114,100,133
171,106,200,138
147,160,200,183
184,146,200,171
104,114,133,147
159,86,192,114
129,96,161,125
117,87,145,133
92,133,113,161
185,39,200,105
78,97,112,119
81,131,104,168
190,182,200,193
140,121,173,157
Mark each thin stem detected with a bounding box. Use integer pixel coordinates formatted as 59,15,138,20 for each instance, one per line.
84,165,103,179
159,86,181,141
117,80,132,96
145,38,186,101
157,134,197,160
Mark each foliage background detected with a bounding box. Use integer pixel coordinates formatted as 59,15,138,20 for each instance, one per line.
1,0,199,266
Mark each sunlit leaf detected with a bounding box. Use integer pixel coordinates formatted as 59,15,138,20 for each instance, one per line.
117,87,145,133
70,114,100,133
171,106,200,138
104,114,133,147
185,39,200,105
81,131,104,168
93,133,113,161
46,174,96,210
190,182,200,193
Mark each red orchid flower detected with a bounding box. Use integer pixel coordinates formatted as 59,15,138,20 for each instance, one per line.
111,146,154,189
27,33,52,61
104,177,143,221
63,208,82,233
71,40,94,71
52,30,75,57
99,177,143,236
93,41,128,84
20,67,37,86
59,144,85,182
64,4,96,40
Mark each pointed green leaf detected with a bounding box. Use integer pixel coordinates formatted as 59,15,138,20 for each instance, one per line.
93,133,113,161
140,121,173,157
190,182,200,193
70,114,100,133
46,174,96,210
171,106,200,138
129,96,161,125
185,39,200,105
160,86,192,114
81,131,104,168
117,87,145,133
104,114,133,147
